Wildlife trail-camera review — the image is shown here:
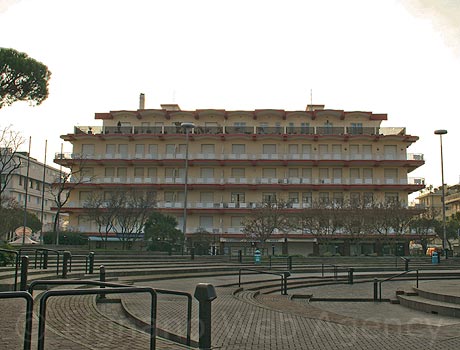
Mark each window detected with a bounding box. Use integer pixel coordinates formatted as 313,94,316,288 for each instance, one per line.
135,144,145,155
302,168,312,178
319,168,329,182
106,144,116,154
118,144,128,156
262,144,276,154
105,167,115,177
200,192,214,202
81,167,94,177
302,192,312,205
384,168,398,183
232,144,245,154
231,216,243,227
302,144,312,154
231,192,245,203
147,167,157,177
300,122,310,133
200,168,214,178
288,168,299,178
262,192,276,203
385,192,399,203
319,192,330,205
81,144,95,156
319,144,328,155
384,145,397,159
148,144,158,155
134,167,144,177
199,216,213,229
350,123,363,134
332,168,342,180
231,168,245,177
117,167,127,178
350,168,360,180
262,168,276,178
79,191,91,201
288,192,299,204
288,144,298,154
350,192,361,206
363,192,374,206
332,144,342,154
166,144,176,155
332,192,344,206
363,168,373,181
201,144,215,154
164,191,175,202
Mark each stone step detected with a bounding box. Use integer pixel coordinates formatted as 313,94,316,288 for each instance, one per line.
397,293,460,318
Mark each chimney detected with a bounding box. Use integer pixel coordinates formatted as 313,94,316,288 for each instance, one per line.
139,93,145,109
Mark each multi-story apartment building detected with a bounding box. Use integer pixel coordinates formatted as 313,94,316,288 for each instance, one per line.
55,96,425,256
2,151,63,240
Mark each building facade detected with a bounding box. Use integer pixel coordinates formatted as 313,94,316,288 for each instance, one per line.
2,151,63,240
55,98,425,256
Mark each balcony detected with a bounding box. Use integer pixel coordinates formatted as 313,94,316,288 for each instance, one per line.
71,125,409,137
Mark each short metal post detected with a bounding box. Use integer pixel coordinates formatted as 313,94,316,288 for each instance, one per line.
405,258,410,272
283,272,290,295
191,247,195,260
20,256,29,291
269,255,272,269
238,250,242,264
321,263,324,277
194,283,217,350
334,265,338,280
348,268,354,284
62,251,71,279
416,270,419,288
373,278,378,301
287,256,293,271
88,252,95,274
42,250,48,270
99,265,106,300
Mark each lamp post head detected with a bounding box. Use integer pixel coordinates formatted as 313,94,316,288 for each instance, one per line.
181,122,195,129
434,129,447,135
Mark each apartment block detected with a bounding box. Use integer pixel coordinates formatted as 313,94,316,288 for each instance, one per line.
54,97,425,255
2,151,62,239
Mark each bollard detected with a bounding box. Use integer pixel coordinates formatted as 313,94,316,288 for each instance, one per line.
191,247,195,260
348,268,354,285
42,250,48,270
373,278,378,301
62,251,71,279
238,250,242,264
194,283,217,350
88,252,95,274
269,255,272,269
404,258,410,272
282,272,291,295
20,256,29,291
287,256,293,271
99,265,106,300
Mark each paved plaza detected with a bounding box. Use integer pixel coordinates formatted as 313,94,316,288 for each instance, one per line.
1,273,460,349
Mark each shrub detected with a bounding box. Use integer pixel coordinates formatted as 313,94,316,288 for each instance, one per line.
0,243,16,266
42,231,88,245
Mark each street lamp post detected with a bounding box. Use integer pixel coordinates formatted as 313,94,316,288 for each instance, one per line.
434,129,448,259
181,122,195,253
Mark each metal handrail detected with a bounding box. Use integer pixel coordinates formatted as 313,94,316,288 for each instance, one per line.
0,291,33,350
238,268,290,295
28,279,193,346
378,269,419,301
37,287,157,350
321,263,351,279
0,248,20,291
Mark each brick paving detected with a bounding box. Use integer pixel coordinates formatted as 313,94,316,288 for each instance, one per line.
1,274,460,349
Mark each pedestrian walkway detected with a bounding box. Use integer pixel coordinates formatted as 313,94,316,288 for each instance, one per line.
2,273,460,349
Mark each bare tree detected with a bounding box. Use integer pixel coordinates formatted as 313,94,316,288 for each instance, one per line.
49,156,93,244
83,191,118,249
0,125,25,207
243,199,293,249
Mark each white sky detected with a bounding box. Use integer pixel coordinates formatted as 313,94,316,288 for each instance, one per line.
1,0,459,201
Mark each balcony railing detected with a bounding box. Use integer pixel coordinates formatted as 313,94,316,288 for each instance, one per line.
72,125,407,137
55,151,425,162
64,176,426,187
